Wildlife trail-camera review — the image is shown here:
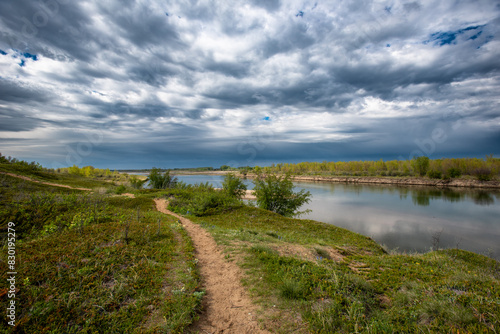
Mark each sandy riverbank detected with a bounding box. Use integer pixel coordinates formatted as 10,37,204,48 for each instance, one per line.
209,172,500,189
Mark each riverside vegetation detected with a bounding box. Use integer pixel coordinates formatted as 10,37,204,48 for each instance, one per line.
250,155,500,181
1,154,499,333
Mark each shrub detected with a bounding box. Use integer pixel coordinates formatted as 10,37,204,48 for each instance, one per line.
167,186,241,216
148,168,177,189
253,173,311,217
427,170,442,179
222,173,247,198
115,184,127,194
473,168,493,181
187,191,241,216
446,168,462,178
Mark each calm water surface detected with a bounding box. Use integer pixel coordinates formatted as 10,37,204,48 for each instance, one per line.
161,174,500,259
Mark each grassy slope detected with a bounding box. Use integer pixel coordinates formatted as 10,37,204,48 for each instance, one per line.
187,206,500,333
0,169,202,333
0,163,127,190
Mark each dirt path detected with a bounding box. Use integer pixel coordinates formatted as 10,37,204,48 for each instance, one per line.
0,171,93,191
154,199,270,334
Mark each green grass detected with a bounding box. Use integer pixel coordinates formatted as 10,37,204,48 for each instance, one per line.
0,170,202,333
187,205,500,333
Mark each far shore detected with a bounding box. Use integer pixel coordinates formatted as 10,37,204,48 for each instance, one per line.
170,171,500,189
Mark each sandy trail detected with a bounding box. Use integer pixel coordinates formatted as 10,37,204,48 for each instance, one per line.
0,172,92,191
154,199,270,334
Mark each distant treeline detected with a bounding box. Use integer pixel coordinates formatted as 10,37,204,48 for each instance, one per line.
56,165,119,178
254,156,500,181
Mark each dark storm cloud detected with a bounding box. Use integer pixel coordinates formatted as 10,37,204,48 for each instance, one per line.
97,1,183,48
0,1,94,61
0,0,499,167
0,78,51,103
0,112,43,132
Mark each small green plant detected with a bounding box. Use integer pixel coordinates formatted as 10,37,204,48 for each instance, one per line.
280,278,306,300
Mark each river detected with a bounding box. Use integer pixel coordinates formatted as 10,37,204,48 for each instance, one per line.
141,174,500,259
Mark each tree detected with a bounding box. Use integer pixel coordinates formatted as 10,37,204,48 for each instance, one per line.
222,173,247,199
253,173,311,217
148,168,177,189
413,156,430,176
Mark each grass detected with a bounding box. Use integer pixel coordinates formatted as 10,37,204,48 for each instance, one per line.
187,205,500,333
0,169,202,333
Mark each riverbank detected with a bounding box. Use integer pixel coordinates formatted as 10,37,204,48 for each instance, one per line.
289,175,500,189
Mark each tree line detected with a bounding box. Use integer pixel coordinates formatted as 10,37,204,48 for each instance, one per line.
253,156,499,181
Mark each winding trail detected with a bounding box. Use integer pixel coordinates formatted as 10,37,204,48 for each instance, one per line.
154,199,270,334
0,171,92,191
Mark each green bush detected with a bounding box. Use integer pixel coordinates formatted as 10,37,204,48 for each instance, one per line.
446,167,462,178
427,170,442,179
167,187,241,216
222,173,247,198
253,173,311,217
147,168,177,189
473,168,493,181
188,191,241,216
115,184,127,194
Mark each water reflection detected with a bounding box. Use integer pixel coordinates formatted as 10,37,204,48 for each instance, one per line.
297,182,500,259
408,187,494,206
474,192,495,206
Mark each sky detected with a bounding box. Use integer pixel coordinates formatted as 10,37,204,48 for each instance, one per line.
0,0,499,169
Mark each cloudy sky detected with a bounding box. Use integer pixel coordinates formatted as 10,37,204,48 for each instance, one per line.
1,0,499,169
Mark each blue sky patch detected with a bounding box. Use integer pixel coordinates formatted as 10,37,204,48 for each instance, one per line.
426,25,486,46
19,59,26,67
23,52,38,61
0,49,6,56
296,10,304,17
261,116,271,121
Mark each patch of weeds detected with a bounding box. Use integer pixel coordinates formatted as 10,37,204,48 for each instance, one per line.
280,278,306,300
314,247,331,260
